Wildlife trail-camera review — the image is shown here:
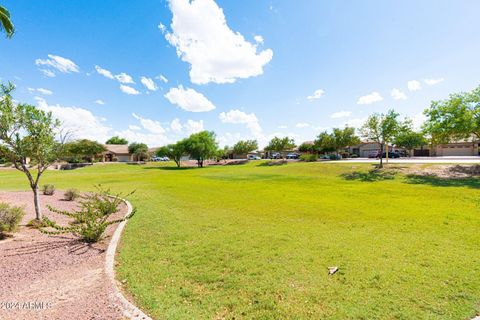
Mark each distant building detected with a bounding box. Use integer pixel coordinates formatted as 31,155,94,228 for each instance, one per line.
102,144,133,162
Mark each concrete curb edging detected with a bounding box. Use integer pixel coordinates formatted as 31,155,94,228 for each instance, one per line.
105,198,152,320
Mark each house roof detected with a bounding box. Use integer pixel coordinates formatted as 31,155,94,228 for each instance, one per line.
104,144,130,155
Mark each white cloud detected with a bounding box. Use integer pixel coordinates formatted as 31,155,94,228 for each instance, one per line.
28,88,53,95
357,92,383,105
219,109,263,140
115,73,134,84
170,118,183,132
278,125,288,129
156,74,169,83
95,65,115,79
34,97,112,143
307,89,324,100
407,80,422,92
343,117,367,129
330,110,352,119
39,69,56,77
412,112,427,131
164,0,273,84
132,113,166,134
254,35,264,44
158,23,166,33
94,99,105,105
164,85,215,112
424,78,444,85
35,54,79,75
391,88,407,100
184,119,204,134
295,123,309,128
120,85,140,95
140,76,158,91
128,125,141,131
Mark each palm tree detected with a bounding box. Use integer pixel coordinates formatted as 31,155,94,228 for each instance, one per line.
0,5,14,38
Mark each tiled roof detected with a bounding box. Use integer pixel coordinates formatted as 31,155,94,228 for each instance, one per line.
104,144,130,154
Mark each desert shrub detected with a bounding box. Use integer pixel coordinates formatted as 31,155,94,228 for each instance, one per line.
112,156,118,162
300,154,318,162
42,184,55,195
26,218,48,229
329,154,340,160
64,188,80,201
350,154,359,158
0,203,25,235
40,186,135,243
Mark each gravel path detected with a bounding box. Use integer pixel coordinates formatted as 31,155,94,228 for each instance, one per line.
0,191,126,319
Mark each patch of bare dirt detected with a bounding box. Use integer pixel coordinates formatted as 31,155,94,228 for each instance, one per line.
0,191,126,319
399,164,480,179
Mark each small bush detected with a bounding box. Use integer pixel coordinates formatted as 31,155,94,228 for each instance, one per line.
40,186,135,243
300,154,318,162
64,188,80,201
26,218,48,229
350,154,359,158
42,184,55,196
0,203,25,236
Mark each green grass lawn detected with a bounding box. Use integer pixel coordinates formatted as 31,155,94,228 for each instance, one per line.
1,162,480,319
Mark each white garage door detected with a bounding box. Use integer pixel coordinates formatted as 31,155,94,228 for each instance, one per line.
441,146,473,156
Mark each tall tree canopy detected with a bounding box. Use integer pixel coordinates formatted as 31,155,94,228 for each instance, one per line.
233,140,258,157
106,136,128,145
0,5,14,38
0,83,64,220
361,109,400,168
128,142,148,161
65,139,106,162
314,132,336,154
331,127,360,153
423,85,480,143
265,137,296,157
184,131,218,167
394,120,426,157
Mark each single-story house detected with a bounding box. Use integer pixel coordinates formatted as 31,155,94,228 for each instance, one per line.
348,142,399,158
102,144,133,162
414,141,479,157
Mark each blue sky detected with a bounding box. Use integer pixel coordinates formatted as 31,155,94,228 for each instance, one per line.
1,0,480,147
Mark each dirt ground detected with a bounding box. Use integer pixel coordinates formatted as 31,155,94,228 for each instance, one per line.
395,164,480,178
0,191,127,320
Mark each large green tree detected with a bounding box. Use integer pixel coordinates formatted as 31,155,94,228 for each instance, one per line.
265,137,296,158
360,110,400,168
394,121,426,157
232,140,258,158
156,140,186,168
128,142,148,161
331,127,360,154
423,85,480,143
106,136,128,145
184,131,218,167
65,139,106,163
0,5,14,38
314,131,335,154
0,83,64,220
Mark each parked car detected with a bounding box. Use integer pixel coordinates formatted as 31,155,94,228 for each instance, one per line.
286,153,300,159
248,155,261,160
270,153,282,159
368,151,379,158
379,152,400,158
151,156,161,162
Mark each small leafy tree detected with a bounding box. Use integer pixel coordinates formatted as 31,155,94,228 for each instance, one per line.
298,142,316,154
184,131,218,167
394,121,426,157
156,140,186,168
233,140,258,158
40,186,135,243
128,142,148,161
0,5,14,39
106,136,128,145
360,110,400,168
265,137,296,159
0,83,65,220
314,131,335,154
64,139,106,162
331,127,360,155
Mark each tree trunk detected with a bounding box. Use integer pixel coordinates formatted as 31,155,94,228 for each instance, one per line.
33,185,42,220
379,143,384,169
385,143,389,164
